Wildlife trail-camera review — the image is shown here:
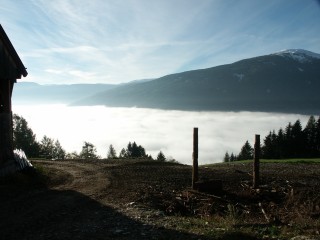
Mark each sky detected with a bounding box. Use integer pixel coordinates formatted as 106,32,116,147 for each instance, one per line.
1,0,320,85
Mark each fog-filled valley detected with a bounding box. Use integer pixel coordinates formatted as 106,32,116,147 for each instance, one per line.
11,49,320,163
12,104,310,164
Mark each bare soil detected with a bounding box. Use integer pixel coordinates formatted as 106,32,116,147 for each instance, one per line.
1,159,320,239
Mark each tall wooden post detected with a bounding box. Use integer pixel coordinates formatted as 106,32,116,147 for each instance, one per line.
253,134,260,188
192,127,198,189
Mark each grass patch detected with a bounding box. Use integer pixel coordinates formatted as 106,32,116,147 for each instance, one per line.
238,158,320,164
204,159,320,166
169,216,271,239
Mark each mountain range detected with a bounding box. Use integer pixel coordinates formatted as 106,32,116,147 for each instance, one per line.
13,49,320,114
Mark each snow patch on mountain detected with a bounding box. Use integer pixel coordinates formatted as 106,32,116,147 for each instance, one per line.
273,49,320,63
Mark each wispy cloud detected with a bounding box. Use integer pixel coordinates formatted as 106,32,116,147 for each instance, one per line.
1,0,319,84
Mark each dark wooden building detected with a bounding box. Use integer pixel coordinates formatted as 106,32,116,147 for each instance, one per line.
0,24,28,173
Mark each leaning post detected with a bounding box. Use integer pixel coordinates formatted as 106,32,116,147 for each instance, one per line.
253,134,260,188
192,127,199,189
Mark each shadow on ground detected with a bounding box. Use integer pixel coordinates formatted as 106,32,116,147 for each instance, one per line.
1,187,192,239
0,185,256,240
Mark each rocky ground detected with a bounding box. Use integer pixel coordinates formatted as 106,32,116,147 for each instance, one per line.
0,159,320,239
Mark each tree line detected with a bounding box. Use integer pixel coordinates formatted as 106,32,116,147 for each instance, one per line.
13,114,65,159
13,114,170,161
224,115,320,162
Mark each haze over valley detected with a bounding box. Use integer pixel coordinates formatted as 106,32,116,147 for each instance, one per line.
3,2,320,238
14,49,320,115
12,50,319,164
5,0,320,164
12,104,310,164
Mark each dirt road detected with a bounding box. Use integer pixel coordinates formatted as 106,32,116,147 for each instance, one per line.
0,160,212,240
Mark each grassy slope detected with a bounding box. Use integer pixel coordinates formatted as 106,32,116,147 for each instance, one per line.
238,158,320,164
203,159,320,166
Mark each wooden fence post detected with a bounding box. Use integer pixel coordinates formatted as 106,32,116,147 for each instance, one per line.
253,134,260,188
192,127,198,189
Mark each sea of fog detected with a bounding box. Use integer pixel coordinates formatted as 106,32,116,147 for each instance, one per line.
12,104,310,165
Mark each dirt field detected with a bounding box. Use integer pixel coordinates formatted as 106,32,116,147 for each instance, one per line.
1,159,320,239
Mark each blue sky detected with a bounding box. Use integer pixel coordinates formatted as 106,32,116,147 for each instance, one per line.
1,0,320,84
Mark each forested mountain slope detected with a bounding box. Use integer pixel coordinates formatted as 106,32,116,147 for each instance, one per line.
14,49,320,114
74,49,320,114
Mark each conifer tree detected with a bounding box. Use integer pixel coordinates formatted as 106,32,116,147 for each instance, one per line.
262,131,276,159
80,142,98,159
107,144,117,159
316,116,320,155
156,151,166,162
125,141,146,158
237,116,320,160
238,141,253,160
304,116,317,157
119,148,127,158
230,153,236,162
223,151,230,162
12,114,40,158
53,140,66,159
284,122,293,158
275,128,285,158
40,135,55,159
291,120,305,158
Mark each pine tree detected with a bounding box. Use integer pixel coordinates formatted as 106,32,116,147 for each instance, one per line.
223,151,230,162
137,145,146,157
125,141,146,158
291,120,305,158
284,122,293,158
40,135,55,159
316,116,320,156
12,114,40,158
304,116,317,157
262,131,275,159
156,151,166,162
126,142,132,157
236,116,320,160
52,140,66,159
230,153,236,162
107,144,117,159
275,128,285,158
80,142,98,159
238,141,253,160
131,142,140,158
119,148,127,158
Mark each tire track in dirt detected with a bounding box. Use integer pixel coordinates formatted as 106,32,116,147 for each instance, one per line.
37,160,111,199
0,160,208,240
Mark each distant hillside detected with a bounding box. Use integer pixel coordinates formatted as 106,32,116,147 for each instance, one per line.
12,82,117,104
73,49,320,114
13,50,320,114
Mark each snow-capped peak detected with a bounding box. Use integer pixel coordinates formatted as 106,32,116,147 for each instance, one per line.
273,49,320,63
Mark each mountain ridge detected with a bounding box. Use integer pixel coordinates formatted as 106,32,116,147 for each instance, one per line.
273,49,320,61
73,49,320,114
13,49,320,114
